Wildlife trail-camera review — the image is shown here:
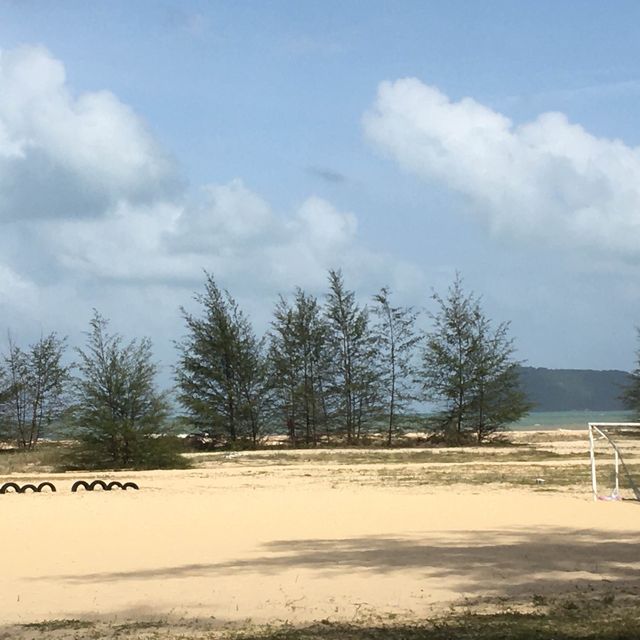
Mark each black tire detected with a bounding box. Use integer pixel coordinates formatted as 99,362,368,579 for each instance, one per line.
0,482,21,494
106,481,123,490
89,480,109,491
122,481,139,491
37,481,56,493
19,484,38,493
71,480,91,492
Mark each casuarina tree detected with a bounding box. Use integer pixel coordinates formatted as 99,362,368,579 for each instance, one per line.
0,333,70,449
176,273,268,447
72,311,178,468
421,273,529,444
371,287,421,445
269,288,331,446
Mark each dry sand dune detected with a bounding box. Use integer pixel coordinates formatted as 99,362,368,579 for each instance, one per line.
2,448,640,628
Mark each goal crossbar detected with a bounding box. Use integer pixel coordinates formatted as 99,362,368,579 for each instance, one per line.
588,422,640,502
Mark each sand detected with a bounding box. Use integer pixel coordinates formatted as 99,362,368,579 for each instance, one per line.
2,449,640,627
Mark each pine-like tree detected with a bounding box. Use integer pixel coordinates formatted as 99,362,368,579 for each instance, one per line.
421,274,529,444
325,270,379,443
175,273,268,447
371,287,421,445
0,333,70,449
269,289,331,446
468,311,531,443
72,312,177,468
622,329,640,419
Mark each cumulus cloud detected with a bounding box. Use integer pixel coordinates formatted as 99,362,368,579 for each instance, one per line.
31,172,423,304
42,201,186,281
169,179,272,254
0,45,179,220
363,78,640,256
0,45,427,360
47,180,358,286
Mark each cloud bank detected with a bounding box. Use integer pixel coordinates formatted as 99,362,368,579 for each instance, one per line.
47,182,365,290
0,45,179,220
0,46,424,351
364,78,640,256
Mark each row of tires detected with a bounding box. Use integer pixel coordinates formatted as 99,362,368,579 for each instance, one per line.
0,481,56,494
72,480,139,492
0,480,139,494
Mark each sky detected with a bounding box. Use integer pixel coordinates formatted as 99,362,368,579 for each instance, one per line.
1,0,640,385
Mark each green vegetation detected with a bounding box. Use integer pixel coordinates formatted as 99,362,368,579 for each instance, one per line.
622,330,640,419
520,367,630,412
176,272,269,447
371,286,421,445
0,332,69,449
69,311,186,470
269,287,332,446
421,273,530,444
6,269,638,460
174,271,532,449
323,269,379,444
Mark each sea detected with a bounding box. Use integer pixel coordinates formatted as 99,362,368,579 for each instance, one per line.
509,410,635,431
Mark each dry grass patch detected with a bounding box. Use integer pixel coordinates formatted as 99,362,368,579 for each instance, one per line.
189,446,583,469
0,442,69,476
7,596,640,640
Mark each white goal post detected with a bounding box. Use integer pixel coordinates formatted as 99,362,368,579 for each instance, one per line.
588,422,640,502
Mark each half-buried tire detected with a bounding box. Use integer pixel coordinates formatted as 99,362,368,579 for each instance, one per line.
71,480,91,492
19,484,38,493
122,482,139,490
37,481,56,493
0,482,21,494
89,480,109,491
107,481,123,490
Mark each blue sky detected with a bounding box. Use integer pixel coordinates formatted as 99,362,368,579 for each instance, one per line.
1,1,640,380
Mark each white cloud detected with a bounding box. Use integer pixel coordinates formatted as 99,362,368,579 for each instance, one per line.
32,175,423,307
0,45,179,220
363,78,640,256
44,201,187,281
170,179,272,254
0,46,428,365
46,181,362,286
293,196,357,250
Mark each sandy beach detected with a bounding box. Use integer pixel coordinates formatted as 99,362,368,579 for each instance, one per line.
2,434,640,630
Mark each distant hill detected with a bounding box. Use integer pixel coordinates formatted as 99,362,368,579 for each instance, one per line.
518,367,632,411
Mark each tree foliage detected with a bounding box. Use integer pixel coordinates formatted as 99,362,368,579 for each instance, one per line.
371,287,421,445
71,311,178,469
176,273,268,447
268,289,331,446
0,268,535,454
621,328,640,419
0,333,70,449
468,310,532,443
421,274,529,444
325,269,379,443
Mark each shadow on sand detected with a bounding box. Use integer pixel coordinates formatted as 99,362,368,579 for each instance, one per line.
39,527,640,599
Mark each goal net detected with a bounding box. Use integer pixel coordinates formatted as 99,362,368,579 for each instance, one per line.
588,422,640,502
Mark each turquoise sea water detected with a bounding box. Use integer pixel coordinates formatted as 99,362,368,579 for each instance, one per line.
509,410,635,431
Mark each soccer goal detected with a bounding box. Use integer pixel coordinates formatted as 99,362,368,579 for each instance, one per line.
588,422,640,502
